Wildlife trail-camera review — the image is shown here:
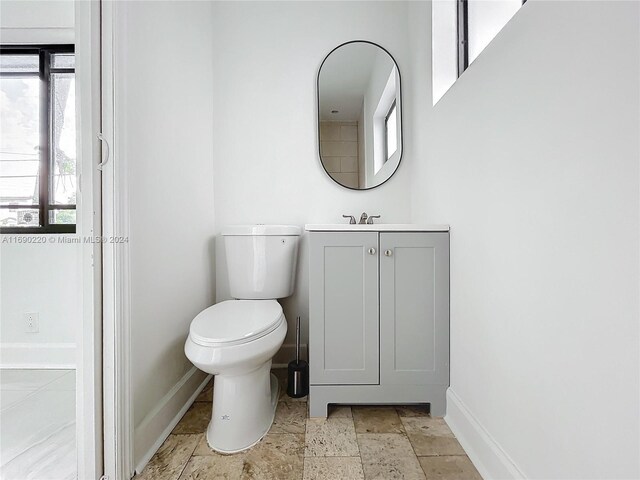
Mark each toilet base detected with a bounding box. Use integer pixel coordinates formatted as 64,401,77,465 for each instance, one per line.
206,362,279,454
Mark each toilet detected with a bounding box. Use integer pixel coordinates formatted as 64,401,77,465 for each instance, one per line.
184,224,301,453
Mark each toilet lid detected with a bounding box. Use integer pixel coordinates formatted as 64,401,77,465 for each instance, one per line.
190,300,283,347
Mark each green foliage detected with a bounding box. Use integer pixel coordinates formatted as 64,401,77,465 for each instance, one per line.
54,210,75,224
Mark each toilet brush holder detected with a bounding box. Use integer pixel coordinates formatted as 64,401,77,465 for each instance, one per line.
287,316,309,398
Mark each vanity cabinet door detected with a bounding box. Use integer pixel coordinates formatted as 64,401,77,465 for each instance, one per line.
309,232,379,385
379,232,449,386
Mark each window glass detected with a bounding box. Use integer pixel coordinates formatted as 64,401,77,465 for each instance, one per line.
50,73,76,205
0,54,38,73
49,209,75,225
0,208,39,227
0,76,40,207
51,54,75,69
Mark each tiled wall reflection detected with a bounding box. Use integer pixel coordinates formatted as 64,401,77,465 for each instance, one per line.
320,122,359,188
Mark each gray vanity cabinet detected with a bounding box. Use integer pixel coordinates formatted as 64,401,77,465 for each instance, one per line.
308,229,450,417
308,232,380,385
379,233,450,386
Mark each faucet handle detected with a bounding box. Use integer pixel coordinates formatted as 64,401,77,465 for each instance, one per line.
366,215,380,225
342,215,356,224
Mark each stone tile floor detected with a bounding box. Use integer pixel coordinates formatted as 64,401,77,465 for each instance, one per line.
136,369,481,480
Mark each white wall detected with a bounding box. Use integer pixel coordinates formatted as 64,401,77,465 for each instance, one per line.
0,0,77,368
211,1,414,355
0,240,78,367
113,1,216,468
467,0,522,64
0,0,74,44
412,1,640,478
431,0,457,104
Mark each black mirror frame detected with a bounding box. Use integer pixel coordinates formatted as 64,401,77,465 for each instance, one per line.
316,40,404,191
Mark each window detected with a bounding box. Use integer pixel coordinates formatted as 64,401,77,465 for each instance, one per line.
457,0,525,76
373,66,400,175
433,0,526,103
384,100,397,162
0,45,76,233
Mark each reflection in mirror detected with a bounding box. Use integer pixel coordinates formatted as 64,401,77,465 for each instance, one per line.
318,41,402,190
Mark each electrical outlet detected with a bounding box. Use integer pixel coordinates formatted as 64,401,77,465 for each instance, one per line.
24,312,39,333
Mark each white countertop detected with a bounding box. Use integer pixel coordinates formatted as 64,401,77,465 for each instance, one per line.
304,224,450,232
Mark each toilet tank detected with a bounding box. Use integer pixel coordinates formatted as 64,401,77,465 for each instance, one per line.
222,225,301,299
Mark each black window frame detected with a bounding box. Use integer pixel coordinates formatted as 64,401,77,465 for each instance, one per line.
457,0,469,77
0,44,76,234
384,99,397,162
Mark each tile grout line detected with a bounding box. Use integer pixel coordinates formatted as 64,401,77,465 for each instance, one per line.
401,413,430,478
401,413,473,480
352,408,366,479
174,435,199,480
302,410,308,480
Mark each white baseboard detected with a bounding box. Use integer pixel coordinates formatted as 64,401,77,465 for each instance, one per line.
272,343,308,368
445,388,526,480
134,368,210,474
0,342,76,369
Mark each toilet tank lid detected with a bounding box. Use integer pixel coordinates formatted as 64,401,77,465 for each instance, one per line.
222,225,302,236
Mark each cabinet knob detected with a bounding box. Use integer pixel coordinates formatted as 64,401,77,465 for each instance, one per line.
368,247,376,255
384,249,393,257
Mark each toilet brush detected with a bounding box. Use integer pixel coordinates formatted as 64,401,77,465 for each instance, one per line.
287,316,309,398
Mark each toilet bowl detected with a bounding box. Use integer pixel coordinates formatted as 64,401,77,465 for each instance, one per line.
185,300,287,453
184,225,300,453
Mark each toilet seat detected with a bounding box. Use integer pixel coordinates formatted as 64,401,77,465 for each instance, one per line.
189,300,284,347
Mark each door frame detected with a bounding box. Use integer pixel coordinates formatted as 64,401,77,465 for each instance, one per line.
76,1,133,478
75,0,103,478
100,0,134,478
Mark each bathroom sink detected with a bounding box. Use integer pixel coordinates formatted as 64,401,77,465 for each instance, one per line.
304,224,449,232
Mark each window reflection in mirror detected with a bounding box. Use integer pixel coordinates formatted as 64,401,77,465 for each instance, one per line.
385,102,397,162
318,41,402,190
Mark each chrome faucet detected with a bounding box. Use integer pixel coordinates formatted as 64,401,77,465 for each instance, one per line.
343,213,380,224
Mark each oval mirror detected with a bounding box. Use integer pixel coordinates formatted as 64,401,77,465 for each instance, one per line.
317,41,402,190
